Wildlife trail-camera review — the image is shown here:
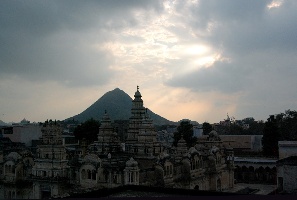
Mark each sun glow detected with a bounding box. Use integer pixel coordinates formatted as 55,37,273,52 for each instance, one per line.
267,0,283,9
185,45,210,55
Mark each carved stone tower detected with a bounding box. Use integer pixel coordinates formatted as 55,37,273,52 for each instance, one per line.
31,120,69,198
125,86,162,157
88,111,121,155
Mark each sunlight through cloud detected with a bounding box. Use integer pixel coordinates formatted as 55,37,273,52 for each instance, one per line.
267,0,283,9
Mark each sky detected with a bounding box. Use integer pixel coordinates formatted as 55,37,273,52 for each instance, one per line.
1,0,297,124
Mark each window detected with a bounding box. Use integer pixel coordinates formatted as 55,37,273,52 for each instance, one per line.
128,172,132,182
113,174,117,183
92,170,96,180
81,169,86,180
87,170,91,179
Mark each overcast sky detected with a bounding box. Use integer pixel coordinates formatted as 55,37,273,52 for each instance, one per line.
1,0,297,123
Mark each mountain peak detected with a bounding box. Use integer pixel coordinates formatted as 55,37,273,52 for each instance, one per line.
113,88,121,91
0,120,8,126
65,88,173,125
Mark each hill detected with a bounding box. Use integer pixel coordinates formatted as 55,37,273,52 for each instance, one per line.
65,88,174,125
0,120,8,126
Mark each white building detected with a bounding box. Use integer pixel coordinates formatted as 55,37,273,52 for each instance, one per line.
193,124,203,137
2,123,42,147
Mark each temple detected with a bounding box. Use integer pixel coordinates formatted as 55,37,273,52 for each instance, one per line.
0,86,235,198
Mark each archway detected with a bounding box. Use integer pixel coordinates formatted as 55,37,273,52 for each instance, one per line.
81,169,86,180
92,170,96,180
241,166,248,182
265,167,271,183
217,179,221,191
258,167,264,182
248,166,255,182
87,170,91,179
234,166,241,182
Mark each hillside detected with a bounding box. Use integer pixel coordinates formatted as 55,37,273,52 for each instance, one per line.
0,120,7,126
65,88,174,125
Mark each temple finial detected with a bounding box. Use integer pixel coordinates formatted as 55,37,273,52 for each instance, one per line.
137,85,139,91
105,110,107,114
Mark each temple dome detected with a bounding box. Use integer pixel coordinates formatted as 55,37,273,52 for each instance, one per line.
159,151,170,160
189,147,199,155
134,86,142,98
126,157,138,167
134,90,142,98
209,130,218,137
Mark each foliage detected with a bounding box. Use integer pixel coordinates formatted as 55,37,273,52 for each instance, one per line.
262,110,297,157
242,117,255,124
229,124,244,135
202,122,212,135
243,121,264,135
262,115,281,157
215,121,264,135
73,118,100,144
173,121,196,148
277,110,297,140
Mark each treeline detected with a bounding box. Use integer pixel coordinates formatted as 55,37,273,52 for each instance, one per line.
262,110,297,157
215,121,265,135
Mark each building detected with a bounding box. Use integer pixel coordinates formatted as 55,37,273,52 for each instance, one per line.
31,120,70,198
197,135,263,153
233,157,277,184
278,141,297,160
277,156,297,193
193,124,203,137
277,141,297,193
2,123,42,147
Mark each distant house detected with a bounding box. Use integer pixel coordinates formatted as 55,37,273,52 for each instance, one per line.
2,123,42,147
193,124,203,137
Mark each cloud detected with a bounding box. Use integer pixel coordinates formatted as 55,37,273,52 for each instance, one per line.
166,0,297,91
0,0,162,87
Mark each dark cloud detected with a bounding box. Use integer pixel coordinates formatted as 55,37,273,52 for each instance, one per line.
167,0,297,92
165,0,297,119
198,0,297,53
0,0,162,87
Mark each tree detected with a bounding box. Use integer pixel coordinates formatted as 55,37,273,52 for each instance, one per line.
202,122,212,135
262,115,281,157
74,118,100,144
278,110,297,140
243,121,264,135
262,110,297,157
229,124,244,135
173,121,196,148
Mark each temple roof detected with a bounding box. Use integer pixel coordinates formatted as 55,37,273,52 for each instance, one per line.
134,85,142,98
